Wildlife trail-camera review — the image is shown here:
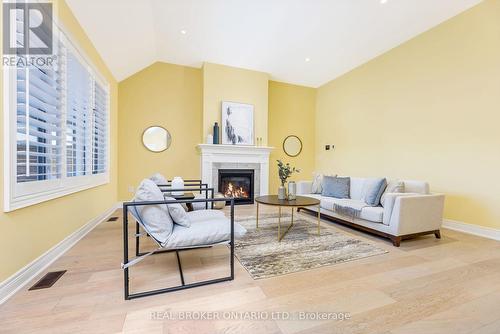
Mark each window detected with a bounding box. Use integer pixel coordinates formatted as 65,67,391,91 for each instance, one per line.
4,23,110,211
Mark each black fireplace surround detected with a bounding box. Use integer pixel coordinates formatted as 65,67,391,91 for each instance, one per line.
218,169,254,205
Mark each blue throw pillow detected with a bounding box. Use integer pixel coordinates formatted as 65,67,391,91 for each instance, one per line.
322,176,350,199
364,178,387,206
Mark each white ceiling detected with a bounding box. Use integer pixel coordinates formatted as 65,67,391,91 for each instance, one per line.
66,0,482,87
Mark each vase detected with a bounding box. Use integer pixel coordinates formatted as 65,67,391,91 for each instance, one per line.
213,122,219,144
278,185,287,200
288,181,296,200
171,176,184,196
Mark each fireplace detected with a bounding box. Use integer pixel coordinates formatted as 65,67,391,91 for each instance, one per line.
218,169,254,205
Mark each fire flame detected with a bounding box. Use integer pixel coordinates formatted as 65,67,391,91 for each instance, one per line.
224,182,249,198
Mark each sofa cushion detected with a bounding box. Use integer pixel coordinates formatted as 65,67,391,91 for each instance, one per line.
322,176,350,199
359,206,384,223
132,179,174,245
381,180,405,207
320,196,384,223
403,180,429,194
163,217,247,249
349,177,366,200
363,178,387,206
164,196,191,227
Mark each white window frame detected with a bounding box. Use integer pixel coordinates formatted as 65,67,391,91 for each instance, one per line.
3,18,110,212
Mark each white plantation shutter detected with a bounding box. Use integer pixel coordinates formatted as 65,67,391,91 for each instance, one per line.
66,50,91,177
16,61,63,183
92,80,107,174
6,21,110,211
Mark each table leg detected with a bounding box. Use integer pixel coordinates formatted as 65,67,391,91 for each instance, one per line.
317,204,321,235
256,202,259,229
291,207,294,227
278,206,281,241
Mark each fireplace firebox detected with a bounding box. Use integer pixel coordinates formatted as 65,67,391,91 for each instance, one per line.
218,169,254,205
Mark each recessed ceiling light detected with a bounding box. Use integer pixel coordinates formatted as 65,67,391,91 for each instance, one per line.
180,29,187,35
380,0,388,4
305,57,311,62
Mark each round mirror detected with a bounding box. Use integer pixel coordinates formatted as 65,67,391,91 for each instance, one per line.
283,135,302,157
142,126,171,152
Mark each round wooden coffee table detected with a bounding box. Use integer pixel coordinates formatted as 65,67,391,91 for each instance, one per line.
255,195,321,242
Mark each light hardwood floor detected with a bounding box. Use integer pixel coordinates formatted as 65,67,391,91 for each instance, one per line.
1,204,500,334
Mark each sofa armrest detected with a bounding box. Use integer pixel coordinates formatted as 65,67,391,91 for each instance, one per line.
387,193,445,236
296,180,313,195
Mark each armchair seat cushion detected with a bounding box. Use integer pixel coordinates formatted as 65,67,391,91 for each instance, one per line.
187,209,225,222
162,217,246,249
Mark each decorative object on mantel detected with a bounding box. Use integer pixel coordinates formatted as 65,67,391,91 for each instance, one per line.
256,137,263,146
283,135,302,157
222,101,254,145
171,176,184,195
142,126,171,152
276,160,300,200
213,122,220,144
206,134,213,144
288,181,297,200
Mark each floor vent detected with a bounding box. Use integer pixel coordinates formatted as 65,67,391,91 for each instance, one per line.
107,216,119,222
29,270,66,290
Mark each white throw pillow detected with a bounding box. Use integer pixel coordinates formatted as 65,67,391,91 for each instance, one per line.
133,179,173,244
380,180,405,207
149,173,168,186
311,173,323,194
164,196,191,227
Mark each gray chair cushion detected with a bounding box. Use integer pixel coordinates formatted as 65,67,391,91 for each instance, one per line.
363,178,387,206
321,176,350,199
133,179,173,245
163,216,247,249
187,209,225,222
164,196,191,227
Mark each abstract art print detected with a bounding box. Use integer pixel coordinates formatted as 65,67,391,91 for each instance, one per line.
221,101,254,145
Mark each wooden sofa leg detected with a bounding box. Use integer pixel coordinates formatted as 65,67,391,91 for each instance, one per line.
391,236,402,247
434,230,441,239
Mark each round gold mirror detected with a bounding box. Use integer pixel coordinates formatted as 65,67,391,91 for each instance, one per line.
283,135,302,157
142,126,171,152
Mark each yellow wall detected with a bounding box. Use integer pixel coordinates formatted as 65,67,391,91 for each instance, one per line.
0,0,118,281
316,0,500,229
268,81,316,193
118,62,203,200
202,63,269,145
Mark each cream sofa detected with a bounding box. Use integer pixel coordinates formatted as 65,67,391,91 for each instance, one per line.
296,178,445,246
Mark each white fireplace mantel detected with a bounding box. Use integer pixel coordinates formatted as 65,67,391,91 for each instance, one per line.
197,144,273,196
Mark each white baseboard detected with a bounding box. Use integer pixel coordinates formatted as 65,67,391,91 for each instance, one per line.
0,203,121,305
443,219,500,241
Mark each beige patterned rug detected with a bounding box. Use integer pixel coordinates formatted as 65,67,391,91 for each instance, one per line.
234,213,388,279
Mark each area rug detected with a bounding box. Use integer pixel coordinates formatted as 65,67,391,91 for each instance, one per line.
234,213,388,279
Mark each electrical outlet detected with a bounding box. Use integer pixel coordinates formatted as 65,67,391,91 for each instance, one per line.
128,186,135,193
325,145,330,150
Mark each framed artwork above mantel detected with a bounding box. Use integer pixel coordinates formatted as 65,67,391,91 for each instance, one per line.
221,101,254,145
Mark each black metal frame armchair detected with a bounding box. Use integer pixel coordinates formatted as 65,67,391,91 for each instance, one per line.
122,195,235,300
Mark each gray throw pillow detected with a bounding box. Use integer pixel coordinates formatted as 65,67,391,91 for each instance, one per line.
363,178,387,206
381,180,405,207
321,176,350,199
164,196,191,227
149,173,168,186
133,179,174,244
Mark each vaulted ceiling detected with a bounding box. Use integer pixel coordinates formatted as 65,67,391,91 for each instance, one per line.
66,0,482,87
